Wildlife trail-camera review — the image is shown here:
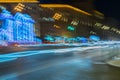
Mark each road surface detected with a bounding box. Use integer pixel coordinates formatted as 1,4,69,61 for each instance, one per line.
0,45,120,80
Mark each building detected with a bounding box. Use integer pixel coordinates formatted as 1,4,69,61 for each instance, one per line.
0,2,120,44
0,2,41,38
0,6,36,44
39,4,120,41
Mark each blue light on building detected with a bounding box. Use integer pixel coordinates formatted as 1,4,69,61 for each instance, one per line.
76,37,87,43
89,35,100,41
0,9,14,42
0,7,36,44
14,12,35,42
44,35,54,42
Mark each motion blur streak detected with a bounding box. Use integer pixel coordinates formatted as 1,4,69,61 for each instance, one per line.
0,57,18,62
0,46,106,58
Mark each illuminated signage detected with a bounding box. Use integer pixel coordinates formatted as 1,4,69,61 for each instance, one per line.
54,25,61,29
67,26,75,31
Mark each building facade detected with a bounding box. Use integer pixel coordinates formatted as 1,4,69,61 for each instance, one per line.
0,6,36,44
0,2,120,44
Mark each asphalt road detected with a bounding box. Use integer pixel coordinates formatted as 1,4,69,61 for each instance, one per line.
0,46,120,80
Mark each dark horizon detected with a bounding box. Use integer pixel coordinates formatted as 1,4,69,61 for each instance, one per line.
94,0,120,21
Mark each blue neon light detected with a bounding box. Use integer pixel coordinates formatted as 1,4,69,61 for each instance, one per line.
44,35,54,41
0,10,14,20
76,37,87,43
89,35,100,41
0,9,36,44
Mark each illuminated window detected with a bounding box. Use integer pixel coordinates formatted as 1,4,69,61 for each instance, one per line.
14,3,25,12
0,9,36,42
101,25,110,30
52,13,62,20
90,31,96,34
54,25,61,29
61,17,68,22
116,30,120,34
95,22,102,27
71,20,79,26
67,26,75,31
111,28,117,32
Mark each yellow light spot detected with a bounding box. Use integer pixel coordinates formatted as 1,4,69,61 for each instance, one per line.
54,25,61,29
111,28,118,31
95,22,102,27
53,13,62,20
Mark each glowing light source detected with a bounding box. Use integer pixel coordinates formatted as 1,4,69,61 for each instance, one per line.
0,8,36,44
0,9,14,42
95,22,102,27
14,12,35,42
71,20,79,26
90,31,96,34
76,37,87,43
54,25,61,29
14,3,25,12
89,35,100,41
0,10,14,20
101,25,110,30
52,13,62,20
67,25,75,31
40,4,92,16
111,28,120,34
41,17,55,22
44,35,54,41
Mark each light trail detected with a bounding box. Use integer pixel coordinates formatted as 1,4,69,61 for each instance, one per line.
0,46,108,63
1,40,120,63
0,41,120,63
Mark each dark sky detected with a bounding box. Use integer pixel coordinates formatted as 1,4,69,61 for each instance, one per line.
40,0,120,21
94,0,120,21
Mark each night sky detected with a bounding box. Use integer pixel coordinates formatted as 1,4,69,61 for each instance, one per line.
94,0,120,21
40,0,120,21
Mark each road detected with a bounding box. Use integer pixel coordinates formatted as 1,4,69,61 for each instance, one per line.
0,45,120,80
